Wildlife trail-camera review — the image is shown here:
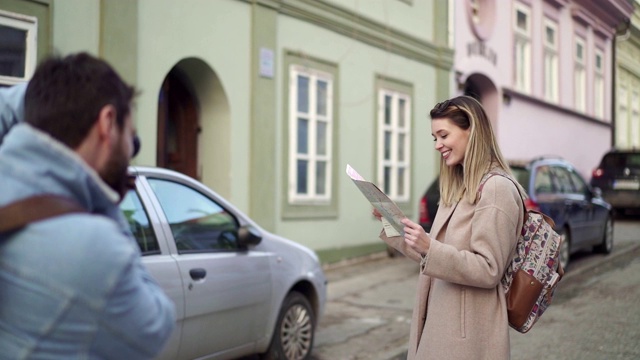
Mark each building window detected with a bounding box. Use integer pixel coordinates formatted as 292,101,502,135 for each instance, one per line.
574,37,586,113
0,11,37,86
377,89,411,202
513,3,531,93
617,84,628,147
543,18,558,103
594,49,604,119
632,89,640,148
288,65,333,204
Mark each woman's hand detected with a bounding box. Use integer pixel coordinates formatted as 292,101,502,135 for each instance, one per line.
372,208,382,221
401,218,431,256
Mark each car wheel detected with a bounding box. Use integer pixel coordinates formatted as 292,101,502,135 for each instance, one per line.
593,215,614,254
558,227,570,271
262,291,315,360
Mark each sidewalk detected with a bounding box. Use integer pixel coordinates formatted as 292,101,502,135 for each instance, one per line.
315,240,640,360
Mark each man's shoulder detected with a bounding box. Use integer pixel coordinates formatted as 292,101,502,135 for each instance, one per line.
10,213,138,267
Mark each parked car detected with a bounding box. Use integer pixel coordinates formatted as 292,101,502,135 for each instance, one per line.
416,157,613,270
590,149,640,215
120,166,327,360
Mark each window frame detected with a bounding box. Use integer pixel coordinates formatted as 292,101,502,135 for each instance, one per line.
632,89,640,148
282,51,339,219
288,64,334,204
374,76,414,215
574,36,586,112
543,17,559,103
377,88,412,203
0,10,38,86
594,48,605,119
513,3,532,94
618,84,629,146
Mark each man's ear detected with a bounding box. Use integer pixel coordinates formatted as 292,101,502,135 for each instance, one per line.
96,104,117,143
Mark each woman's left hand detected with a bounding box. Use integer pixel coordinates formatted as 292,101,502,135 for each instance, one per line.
401,218,431,256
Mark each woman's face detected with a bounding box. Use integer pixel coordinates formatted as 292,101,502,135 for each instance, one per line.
431,117,471,167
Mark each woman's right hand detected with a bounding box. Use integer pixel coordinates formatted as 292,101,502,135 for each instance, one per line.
372,208,382,221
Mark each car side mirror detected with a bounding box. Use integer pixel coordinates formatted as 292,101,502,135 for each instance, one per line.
238,225,262,248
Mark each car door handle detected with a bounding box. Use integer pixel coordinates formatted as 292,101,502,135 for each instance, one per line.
189,268,207,280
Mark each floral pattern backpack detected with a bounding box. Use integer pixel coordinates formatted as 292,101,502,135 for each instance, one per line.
479,170,565,333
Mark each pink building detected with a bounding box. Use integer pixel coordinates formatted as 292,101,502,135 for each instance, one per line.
453,0,633,177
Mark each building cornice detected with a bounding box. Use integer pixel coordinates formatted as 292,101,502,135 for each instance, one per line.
240,0,454,70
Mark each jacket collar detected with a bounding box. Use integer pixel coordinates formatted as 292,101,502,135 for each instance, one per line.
0,123,120,212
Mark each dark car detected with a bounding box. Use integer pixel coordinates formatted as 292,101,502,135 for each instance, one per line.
416,157,613,270
590,149,640,215
418,175,439,232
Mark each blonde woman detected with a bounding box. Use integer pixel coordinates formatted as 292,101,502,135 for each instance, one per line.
376,96,524,359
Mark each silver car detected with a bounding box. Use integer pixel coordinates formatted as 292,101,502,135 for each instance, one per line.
120,166,327,360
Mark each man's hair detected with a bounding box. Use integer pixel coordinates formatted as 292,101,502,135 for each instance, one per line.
430,95,522,206
24,52,135,148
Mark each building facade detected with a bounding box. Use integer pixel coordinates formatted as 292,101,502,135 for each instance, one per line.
0,0,453,263
453,0,633,177
615,0,640,149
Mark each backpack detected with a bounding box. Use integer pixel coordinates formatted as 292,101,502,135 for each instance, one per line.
479,171,565,334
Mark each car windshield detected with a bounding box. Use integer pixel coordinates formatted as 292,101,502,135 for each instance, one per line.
601,153,640,169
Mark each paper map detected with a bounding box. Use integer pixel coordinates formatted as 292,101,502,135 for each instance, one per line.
346,164,405,237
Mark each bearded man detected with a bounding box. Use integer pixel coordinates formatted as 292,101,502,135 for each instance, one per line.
0,53,175,359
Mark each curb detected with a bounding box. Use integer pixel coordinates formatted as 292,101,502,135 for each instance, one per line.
321,251,389,272
561,242,640,281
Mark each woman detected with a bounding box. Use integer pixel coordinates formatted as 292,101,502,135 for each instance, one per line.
376,95,524,359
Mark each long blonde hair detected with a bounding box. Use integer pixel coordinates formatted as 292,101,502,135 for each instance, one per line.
430,96,521,206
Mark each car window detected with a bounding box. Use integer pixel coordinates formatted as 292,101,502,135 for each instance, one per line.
550,166,575,194
120,189,161,255
509,166,530,190
533,165,554,195
602,153,640,168
567,169,587,193
147,178,240,253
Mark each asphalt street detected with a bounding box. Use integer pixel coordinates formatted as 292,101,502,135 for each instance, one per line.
311,218,640,360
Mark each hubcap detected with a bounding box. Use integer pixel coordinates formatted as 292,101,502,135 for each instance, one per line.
280,304,313,360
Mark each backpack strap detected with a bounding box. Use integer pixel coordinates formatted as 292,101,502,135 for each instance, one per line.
478,171,528,218
0,195,86,235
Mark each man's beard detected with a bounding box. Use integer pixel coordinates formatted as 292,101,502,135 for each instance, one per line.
101,138,131,201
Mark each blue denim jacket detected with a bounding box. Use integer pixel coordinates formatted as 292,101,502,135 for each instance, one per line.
0,87,175,359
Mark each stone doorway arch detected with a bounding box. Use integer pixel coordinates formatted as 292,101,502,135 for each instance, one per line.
157,58,231,197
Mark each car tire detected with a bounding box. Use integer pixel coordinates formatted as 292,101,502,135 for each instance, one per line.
558,227,571,271
262,291,315,360
593,215,614,254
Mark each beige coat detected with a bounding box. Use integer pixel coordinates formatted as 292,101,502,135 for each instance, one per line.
381,175,524,360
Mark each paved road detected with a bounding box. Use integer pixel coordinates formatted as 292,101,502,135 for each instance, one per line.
310,218,640,360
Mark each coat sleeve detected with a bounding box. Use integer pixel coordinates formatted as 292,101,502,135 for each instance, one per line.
99,255,176,358
92,225,176,359
421,176,523,288
0,83,27,145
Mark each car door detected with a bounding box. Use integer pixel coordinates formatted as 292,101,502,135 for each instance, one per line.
141,176,272,360
567,168,602,244
119,186,184,360
550,165,589,248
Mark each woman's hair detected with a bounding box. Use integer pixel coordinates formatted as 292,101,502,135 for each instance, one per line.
430,95,521,206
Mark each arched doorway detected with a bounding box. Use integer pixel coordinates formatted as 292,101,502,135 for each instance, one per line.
462,73,499,130
156,58,231,198
157,68,199,179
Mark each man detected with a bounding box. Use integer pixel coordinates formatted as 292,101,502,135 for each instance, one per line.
0,53,175,359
